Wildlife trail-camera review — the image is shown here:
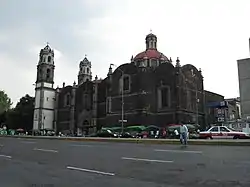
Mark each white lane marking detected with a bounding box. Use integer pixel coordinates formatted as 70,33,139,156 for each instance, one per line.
67,166,115,176
21,141,36,144
155,149,203,154
0,154,12,159
121,157,173,163
70,144,93,147
33,148,58,153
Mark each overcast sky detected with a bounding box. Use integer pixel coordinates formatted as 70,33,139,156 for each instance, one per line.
0,0,250,106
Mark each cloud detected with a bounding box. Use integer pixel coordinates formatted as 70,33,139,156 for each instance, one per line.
1,0,250,106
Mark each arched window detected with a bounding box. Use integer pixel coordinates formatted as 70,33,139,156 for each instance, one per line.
161,87,170,107
157,86,171,109
120,75,131,93
46,68,51,79
106,97,112,113
87,68,89,74
66,94,70,106
123,76,130,91
48,56,51,63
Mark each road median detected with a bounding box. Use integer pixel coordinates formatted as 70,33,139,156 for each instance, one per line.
1,135,250,146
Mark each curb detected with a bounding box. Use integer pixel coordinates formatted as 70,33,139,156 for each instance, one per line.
1,135,250,146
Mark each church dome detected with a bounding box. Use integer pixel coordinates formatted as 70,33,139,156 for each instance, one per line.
134,49,169,61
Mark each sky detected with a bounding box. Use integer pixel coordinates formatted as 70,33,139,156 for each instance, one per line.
0,0,250,106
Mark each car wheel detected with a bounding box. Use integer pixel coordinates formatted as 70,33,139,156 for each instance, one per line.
206,136,213,139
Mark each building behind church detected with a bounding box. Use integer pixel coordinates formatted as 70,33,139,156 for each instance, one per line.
237,38,250,120
33,33,209,135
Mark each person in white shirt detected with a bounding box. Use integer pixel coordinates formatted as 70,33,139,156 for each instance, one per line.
179,124,188,145
174,129,179,136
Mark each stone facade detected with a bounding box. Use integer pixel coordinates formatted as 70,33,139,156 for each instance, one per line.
34,33,212,134
56,80,96,135
90,33,205,132
96,62,206,130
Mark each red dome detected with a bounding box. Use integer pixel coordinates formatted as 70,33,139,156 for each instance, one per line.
134,49,169,61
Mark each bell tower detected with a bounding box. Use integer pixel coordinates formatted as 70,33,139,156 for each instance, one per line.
33,43,56,131
78,55,92,85
145,31,157,50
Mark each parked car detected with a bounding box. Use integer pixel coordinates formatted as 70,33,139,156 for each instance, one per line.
136,125,162,138
88,129,119,138
199,126,250,139
119,132,136,138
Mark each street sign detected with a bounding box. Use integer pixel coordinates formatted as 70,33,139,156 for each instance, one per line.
119,120,127,123
218,117,225,122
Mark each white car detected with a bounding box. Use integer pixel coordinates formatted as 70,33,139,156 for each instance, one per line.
199,126,250,139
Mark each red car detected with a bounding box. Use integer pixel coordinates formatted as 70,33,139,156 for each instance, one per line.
199,126,250,139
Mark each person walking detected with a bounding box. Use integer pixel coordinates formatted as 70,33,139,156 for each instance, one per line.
180,123,188,146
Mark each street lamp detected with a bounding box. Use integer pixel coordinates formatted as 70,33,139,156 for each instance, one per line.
110,63,125,134
191,71,199,126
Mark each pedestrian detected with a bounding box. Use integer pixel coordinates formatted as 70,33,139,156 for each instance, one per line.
180,123,188,146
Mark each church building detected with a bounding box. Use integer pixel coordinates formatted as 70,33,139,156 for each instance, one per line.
33,33,205,135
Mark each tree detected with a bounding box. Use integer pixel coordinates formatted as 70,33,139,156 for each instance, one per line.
0,90,12,114
6,94,34,130
0,111,7,126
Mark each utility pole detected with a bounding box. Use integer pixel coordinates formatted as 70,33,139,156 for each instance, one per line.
192,70,199,126
110,64,126,134
195,83,199,126
121,72,124,134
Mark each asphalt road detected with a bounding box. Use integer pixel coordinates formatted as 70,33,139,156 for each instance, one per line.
0,138,250,187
